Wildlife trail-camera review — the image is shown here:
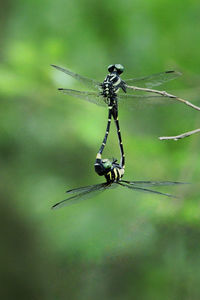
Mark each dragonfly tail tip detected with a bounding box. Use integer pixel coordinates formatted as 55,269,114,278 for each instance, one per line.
165,70,175,73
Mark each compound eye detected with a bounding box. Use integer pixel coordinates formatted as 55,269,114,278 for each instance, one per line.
102,159,112,169
115,64,124,74
108,64,115,73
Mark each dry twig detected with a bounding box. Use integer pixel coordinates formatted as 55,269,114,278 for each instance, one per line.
126,85,200,111
159,128,200,141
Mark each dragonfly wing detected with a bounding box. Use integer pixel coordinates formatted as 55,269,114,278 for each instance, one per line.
118,182,176,198
121,180,188,187
58,88,107,107
66,182,109,194
52,182,115,209
124,70,182,88
117,93,174,108
51,64,101,91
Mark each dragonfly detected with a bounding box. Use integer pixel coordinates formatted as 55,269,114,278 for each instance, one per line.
51,64,181,172
51,64,185,209
52,157,186,209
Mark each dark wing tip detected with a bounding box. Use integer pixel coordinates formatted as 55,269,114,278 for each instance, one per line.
58,88,64,91
51,203,60,210
165,70,182,76
66,189,73,193
168,182,190,185
51,64,57,68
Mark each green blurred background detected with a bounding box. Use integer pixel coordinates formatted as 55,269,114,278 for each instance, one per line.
1,0,200,299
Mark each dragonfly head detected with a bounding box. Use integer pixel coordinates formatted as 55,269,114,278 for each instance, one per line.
94,158,112,176
108,64,124,75
102,158,113,169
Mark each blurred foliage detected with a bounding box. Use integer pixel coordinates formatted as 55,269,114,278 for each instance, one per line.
1,0,200,299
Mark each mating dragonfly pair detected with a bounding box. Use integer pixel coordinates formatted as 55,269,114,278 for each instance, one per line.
51,63,185,209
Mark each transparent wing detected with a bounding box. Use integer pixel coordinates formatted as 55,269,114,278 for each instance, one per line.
51,64,101,91
66,182,109,194
124,70,182,88
117,93,175,108
58,88,107,107
118,182,176,198
52,182,116,209
121,180,188,187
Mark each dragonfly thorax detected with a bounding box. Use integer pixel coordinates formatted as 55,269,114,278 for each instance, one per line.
101,73,123,97
94,158,124,183
105,166,124,183
101,68,127,100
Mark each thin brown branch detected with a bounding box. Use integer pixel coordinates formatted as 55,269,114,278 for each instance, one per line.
159,128,200,141
126,85,200,111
